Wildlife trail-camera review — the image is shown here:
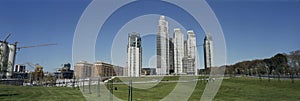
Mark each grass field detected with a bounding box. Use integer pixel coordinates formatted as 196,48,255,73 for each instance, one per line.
0,77,299,101
111,76,300,101
0,85,85,101
206,77,300,101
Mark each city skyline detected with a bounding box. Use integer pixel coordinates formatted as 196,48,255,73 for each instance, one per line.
0,0,299,72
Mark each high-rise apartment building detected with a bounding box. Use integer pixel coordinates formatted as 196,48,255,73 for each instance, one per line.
127,32,142,77
204,33,213,69
187,30,197,59
156,16,169,75
169,38,174,74
173,28,184,74
187,30,197,75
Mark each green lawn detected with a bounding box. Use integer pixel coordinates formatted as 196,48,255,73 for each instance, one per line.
213,77,300,101
0,85,85,101
111,76,300,101
0,77,299,101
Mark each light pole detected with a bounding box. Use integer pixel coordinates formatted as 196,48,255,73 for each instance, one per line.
128,68,132,101
111,78,113,101
88,77,91,94
128,79,132,101
97,76,101,97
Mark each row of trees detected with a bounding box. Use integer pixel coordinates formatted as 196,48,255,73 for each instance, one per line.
224,50,300,76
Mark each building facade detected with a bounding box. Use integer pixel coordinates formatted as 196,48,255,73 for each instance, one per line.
187,30,197,59
156,16,170,75
173,28,184,74
14,64,26,73
54,63,74,79
141,68,156,75
186,30,197,75
0,42,17,78
94,61,116,77
127,32,142,77
169,38,174,74
113,66,124,76
182,57,195,74
74,61,93,79
204,33,213,69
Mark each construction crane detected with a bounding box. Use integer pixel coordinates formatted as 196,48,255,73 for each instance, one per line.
2,33,11,43
25,62,36,70
24,62,35,83
0,33,57,79
17,43,57,51
24,62,44,84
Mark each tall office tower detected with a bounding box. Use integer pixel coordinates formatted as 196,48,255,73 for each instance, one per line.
173,28,184,74
204,33,213,69
127,32,142,77
187,30,197,75
156,16,169,75
169,38,174,74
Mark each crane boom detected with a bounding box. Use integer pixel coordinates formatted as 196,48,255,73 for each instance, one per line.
3,33,11,42
25,62,36,70
17,43,57,50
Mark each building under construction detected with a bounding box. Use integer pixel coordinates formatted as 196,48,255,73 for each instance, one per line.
0,34,56,79
54,63,74,79
0,34,17,79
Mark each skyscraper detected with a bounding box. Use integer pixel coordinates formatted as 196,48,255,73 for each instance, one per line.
169,38,174,74
173,28,184,74
204,33,213,69
187,30,197,75
156,16,169,75
127,32,142,77
187,30,197,59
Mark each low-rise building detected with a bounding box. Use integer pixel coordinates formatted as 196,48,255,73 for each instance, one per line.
141,68,156,75
54,63,74,79
94,61,124,77
74,61,93,79
94,61,115,77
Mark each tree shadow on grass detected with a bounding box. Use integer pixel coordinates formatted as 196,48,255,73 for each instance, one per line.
0,93,19,96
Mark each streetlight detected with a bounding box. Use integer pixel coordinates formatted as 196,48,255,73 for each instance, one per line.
88,77,91,94
128,79,132,101
97,76,101,97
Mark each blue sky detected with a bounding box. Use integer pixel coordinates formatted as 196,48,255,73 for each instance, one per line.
0,0,299,72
